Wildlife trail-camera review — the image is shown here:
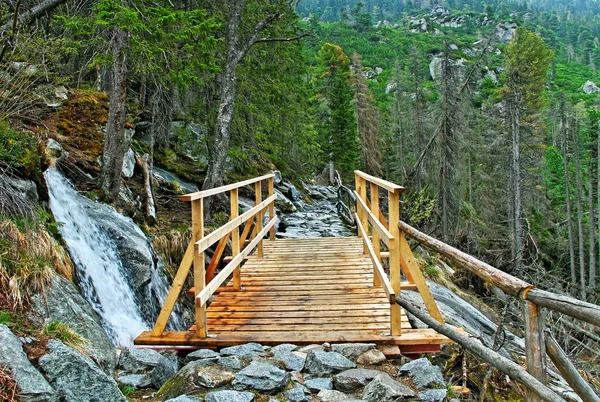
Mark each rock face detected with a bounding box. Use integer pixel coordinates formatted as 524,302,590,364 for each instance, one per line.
304,351,356,376
362,373,415,402
0,325,57,402
583,80,600,94
232,361,290,394
334,369,383,392
39,340,126,402
398,358,445,390
157,360,235,400
30,273,117,373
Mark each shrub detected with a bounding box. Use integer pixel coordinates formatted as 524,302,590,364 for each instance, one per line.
0,122,40,177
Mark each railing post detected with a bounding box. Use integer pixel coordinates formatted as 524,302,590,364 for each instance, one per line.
191,198,207,337
524,301,546,401
268,177,275,241
370,182,381,288
388,189,401,336
230,189,241,290
255,181,263,258
356,175,368,254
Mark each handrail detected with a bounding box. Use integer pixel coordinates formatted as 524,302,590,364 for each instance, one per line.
354,170,406,193
180,173,275,201
355,212,395,302
354,190,394,246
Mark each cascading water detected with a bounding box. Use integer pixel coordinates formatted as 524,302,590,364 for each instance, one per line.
44,167,179,345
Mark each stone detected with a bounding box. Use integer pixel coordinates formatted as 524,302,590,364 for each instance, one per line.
165,397,202,402
218,355,243,370
118,347,178,388
39,340,126,402
305,377,333,393
334,369,383,392
118,373,152,389
121,148,135,178
362,373,416,402
272,170,283,185
0,325,57,402
317,389,352,402
184,348,220,364
157,360,235,400
419,389,448,402
331,344,376,361
356,349,387,365
221,343,266,358
205,390,255,402
273,349,305,372
304,351,356,376
398,358,445,390
30,274,117,373
285,383,311,402
583,80,600,94
46,139,68,163
232,361,290,394
271,343,298,353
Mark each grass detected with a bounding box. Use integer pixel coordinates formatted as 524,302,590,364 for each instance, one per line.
41,320,87,352
0,311,12,325
0,366,19,402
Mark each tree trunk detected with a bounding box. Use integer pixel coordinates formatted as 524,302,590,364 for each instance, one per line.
509,98,523,271
561,110,577,290
574,117,587,299
589,130,596,298
134,152,157,225
99,26,129,200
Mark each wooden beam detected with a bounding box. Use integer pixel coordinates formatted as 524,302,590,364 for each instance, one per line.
524,301,546,402
545,334,600,402
192,198,207,337
255,181,263,258
268,177,275,241
230,188,241,290
239,215,254,246
181,173,275,201
388,190,402,336
196,217,277,307
354,190,394,247
370,183,381,288
357,176,369,254
355,213,395,302
526,289,600,327
151,240,194,336
354,170,406,193
206,233,230,283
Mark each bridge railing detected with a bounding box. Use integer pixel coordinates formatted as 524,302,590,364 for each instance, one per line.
150,174,277,338
397,221,600,402
353,170,444,336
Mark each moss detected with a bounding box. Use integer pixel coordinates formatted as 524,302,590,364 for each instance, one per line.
154,147,205,183
0,122,41,177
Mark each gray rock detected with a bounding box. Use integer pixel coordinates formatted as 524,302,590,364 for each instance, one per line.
152,167,199,194
305,377,333,393
218,355,242,370
157,360,235,399
165,397,203,402
119,347,178,388
419,389,448,402
285,384,311,402
0,325,57,402
583,80,600,94
184,348,220,364
39,340,126,402
356,349,387,365
30,274,117,373
205,390,255,402
398,358,445,390
121,148,135,178
46,139,68,163
273,349,305,371
331,344,376,361
271,343,298,353
272,170,283,185
118,373,152,388
334,369,383,392
304,351,356,376
221,343,266,358
317,389,352,402
232,361,290,394
362,373,416,402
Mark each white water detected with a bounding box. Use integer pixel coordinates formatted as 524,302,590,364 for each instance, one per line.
45,168,147,345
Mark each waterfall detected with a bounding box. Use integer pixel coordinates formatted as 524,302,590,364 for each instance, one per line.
44,168,179,345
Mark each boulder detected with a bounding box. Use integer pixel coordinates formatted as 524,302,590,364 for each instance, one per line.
331,344,375,361
221,343,266,358
121,148,135,178
157,360,235,400
316,389,353,402
118,347,178,388
165,396,202,402
583,80,600,94
232,361,290,394
334,369,383,392
398,358,445,390
356,349,387,365
271,343,298,353
30,274,117,373
117,373,152,389
184,348,220,364
273,349,306,372
284,383,311,402
419,389,448,402
218,356,242,370
362,373,416,402
0,325,57,402
304,351,356,376
39,340,126,402
46,139,68,164
205,390,255,402
305,377,333,393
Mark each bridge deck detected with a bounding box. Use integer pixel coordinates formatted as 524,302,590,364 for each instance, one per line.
135,237,451,352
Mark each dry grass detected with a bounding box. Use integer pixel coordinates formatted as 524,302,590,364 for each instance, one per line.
153,229,191,276
0,219,73,309
0,366,19,402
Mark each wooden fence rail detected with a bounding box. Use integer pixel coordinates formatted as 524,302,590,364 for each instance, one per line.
397,220,600,402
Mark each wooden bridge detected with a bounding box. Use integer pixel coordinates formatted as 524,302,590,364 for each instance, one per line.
134,171,451,354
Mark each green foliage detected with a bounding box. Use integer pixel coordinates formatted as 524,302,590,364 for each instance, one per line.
0,311,12,325
0,123,40,177
42,320,86,347
119,384,136,397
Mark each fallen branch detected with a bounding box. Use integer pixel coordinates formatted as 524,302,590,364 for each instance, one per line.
0,0,67,35
134,151,156,225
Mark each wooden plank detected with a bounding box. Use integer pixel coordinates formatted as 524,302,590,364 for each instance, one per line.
192,198,207,337
195,194,276,253
150,239,194,336
354,190,394,247
181,173,274,201
214,284,385,292
230,188,241,290
355,212,395,302
206,233,230,283
398,232,445,324
255,181,263,258
239,215,254,246
370,182,381,288
524,301,546,402
354,170,405,193
207,303,392,312
268,177,275,241
203,323,404,332
388,190,402,336
207,310,393,319
196,217,277,306
206,316,396,325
